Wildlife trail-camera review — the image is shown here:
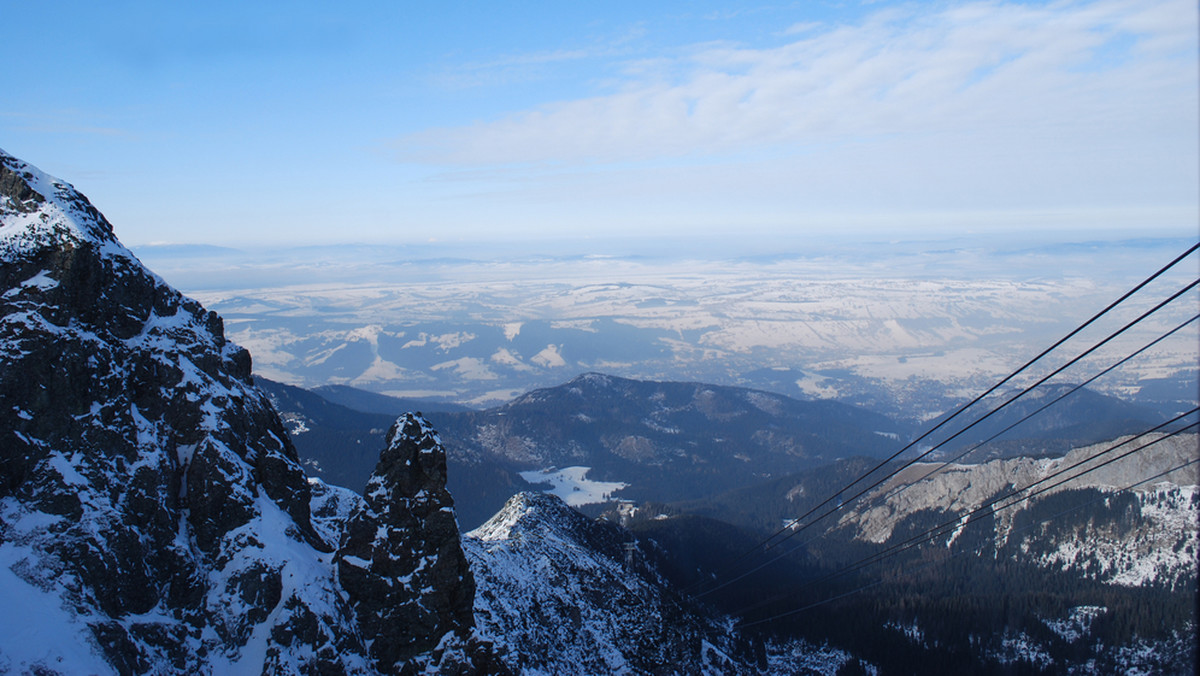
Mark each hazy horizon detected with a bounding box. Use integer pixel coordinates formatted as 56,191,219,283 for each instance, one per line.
126,235,1198,422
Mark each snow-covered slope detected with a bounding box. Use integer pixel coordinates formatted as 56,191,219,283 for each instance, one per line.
0,150,488,674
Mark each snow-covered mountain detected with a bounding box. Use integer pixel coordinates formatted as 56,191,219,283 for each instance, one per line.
0,150,493,674
465,491,739,674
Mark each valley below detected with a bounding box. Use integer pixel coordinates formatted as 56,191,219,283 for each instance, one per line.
270,370,1199,675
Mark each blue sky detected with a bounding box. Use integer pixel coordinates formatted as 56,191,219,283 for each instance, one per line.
2,0,1196,248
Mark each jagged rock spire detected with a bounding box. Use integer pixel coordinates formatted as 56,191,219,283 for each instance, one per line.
337,412,480,672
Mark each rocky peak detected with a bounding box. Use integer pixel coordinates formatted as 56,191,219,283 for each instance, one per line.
336,412,483,672
0,149,320,547
1,149,120,258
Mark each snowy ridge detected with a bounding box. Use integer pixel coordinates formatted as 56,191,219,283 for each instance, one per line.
466,492,742,674
465,491,863,675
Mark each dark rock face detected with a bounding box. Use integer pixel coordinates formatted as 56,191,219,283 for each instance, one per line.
0,150,365,673
337,413,480,672
0,150,487,674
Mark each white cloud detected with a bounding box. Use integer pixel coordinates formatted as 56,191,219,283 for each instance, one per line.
393,0,1196,168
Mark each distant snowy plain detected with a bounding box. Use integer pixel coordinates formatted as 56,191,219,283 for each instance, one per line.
137,237,1199,422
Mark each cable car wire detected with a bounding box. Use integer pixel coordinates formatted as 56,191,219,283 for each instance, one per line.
717,245,1197,567
686,266,1198,595
693,313,1199,599
737,453,1200,629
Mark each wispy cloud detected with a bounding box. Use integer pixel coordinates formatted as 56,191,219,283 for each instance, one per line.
392,0,1196,167
427,23,652,92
